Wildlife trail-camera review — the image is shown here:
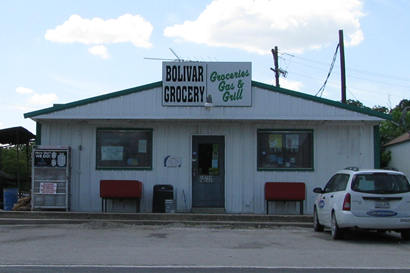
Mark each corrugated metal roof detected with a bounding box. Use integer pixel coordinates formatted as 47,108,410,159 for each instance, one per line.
24,80,391,120
0,126,35,145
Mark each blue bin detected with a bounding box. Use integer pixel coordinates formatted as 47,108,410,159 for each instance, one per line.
3,188,18,210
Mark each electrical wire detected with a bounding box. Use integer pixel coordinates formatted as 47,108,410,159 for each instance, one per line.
282,53,410,87
315,44,340,97
278,48,410,105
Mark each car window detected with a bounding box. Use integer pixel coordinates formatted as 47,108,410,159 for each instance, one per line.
324,174,349,193
351,173,410,194
324,175,337,193
334,174,349,192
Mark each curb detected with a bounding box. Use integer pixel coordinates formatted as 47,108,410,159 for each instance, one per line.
0,218,313,228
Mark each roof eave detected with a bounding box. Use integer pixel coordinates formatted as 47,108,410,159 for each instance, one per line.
251,81,392,121
24,80,391,121
24,81,162,119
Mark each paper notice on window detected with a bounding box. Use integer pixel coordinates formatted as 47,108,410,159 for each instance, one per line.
212,159,218,168
101,146,123,160
40,183,57,194
269,134,282,149
286,135,299,149
138,139,147,153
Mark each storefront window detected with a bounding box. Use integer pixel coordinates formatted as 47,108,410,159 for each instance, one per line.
96,128,152,169
257,130,313,170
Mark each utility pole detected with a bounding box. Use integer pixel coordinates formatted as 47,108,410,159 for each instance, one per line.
271,47,280,87
271,46,287,88
339,29,347,103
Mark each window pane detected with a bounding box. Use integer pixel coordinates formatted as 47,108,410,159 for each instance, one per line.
334,174,349,192
257,130,313,170
198,143,219,176
324,175,337,193
96,129,152,169
351,173,410,194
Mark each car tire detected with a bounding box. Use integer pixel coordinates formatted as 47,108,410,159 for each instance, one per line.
401,230,410,240
331,212,344,240
313,208,324,232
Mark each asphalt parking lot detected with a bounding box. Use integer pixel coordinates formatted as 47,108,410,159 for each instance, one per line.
0,222,409,272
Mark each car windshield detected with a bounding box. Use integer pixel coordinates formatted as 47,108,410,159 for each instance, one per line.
351,173,410,194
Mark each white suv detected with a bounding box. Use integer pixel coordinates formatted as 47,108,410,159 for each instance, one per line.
313,167,410,240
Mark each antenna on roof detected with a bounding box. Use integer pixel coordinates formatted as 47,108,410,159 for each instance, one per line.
144,48,188,62
169,48,181,62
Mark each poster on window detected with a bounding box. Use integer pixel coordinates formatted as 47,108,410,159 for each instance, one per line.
101,146,124,160
268,134,282,150
138,139,147,153
286,135,299,150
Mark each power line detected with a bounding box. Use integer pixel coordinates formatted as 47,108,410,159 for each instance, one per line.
281,57,410,92
282,53,410,85
315,44,340,97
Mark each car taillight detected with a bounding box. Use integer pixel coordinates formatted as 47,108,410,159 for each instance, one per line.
343,193,351,211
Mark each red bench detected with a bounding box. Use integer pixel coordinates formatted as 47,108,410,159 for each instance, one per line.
265,182,306,214
100,180,143,212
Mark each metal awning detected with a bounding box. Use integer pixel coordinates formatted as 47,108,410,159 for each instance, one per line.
0,127,35,145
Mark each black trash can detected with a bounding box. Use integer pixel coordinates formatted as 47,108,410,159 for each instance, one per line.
152,184,173,213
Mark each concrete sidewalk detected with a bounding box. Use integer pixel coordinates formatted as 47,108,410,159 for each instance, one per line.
0,210,313,228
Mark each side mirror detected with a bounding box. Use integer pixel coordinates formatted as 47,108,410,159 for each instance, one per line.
313,187,323,194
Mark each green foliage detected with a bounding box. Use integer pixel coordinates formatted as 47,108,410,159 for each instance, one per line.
380,150,391,168
346,99,364,108
372,105,389,114
0,144,32,190
379,99,410,144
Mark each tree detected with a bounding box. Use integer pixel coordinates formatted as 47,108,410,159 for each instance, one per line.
346,99,364,108
0,144,32,191
372,105,389,114
379,99,410,144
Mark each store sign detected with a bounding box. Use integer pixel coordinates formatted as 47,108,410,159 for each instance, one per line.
162,62,252,106
34,150,67,167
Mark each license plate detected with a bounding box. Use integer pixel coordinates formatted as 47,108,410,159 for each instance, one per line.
375,201,390,209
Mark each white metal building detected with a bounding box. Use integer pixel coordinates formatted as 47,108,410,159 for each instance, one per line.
24,62,389,214
385,133,410,177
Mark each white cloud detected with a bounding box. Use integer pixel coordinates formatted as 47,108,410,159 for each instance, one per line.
45,14,153,47
88,45,110,59
280,78,303,91
11,105,32,112
164,0,364,54
15,86,58,107
16,86,34,94
28,93,58,106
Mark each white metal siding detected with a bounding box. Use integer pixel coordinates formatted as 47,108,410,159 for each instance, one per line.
386,142,410,178
39,120,375,214
35,86,382,122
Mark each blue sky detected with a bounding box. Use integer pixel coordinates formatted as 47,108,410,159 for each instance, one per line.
1,0,409,133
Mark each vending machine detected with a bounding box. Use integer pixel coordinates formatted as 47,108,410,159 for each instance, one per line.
31,146,70,211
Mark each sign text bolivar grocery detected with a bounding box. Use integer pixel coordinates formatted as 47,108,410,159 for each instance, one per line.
162,62,251,106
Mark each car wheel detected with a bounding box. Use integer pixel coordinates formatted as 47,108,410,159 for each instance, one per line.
313,208,324,232
331,212,344,240
401,230,410,240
